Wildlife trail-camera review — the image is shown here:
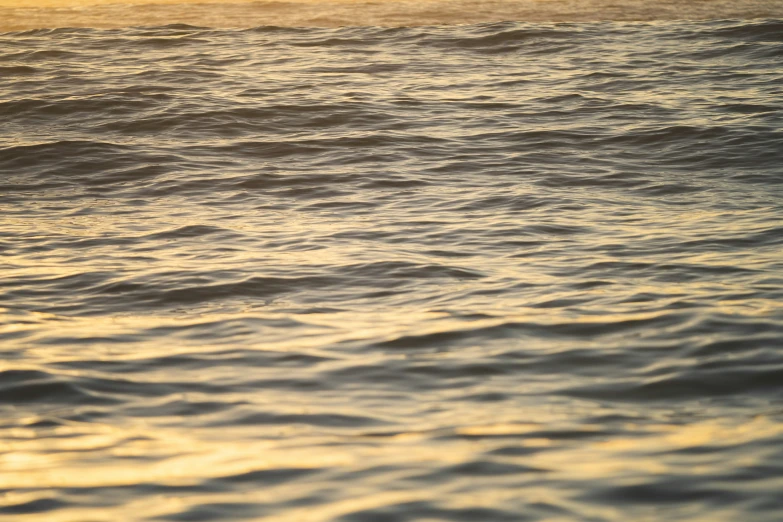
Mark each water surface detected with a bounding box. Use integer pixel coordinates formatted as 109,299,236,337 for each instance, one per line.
1,19,783,521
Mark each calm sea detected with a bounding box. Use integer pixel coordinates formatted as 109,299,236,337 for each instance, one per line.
1,19,783,521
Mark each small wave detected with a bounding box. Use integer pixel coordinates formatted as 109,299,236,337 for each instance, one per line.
0,369,115,405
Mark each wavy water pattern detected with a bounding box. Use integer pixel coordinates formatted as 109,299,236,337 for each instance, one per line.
1,19,783,521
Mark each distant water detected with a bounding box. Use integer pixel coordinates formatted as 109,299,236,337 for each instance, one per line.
2,19,783,521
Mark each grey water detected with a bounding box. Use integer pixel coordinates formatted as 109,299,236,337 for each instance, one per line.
1,19,783,521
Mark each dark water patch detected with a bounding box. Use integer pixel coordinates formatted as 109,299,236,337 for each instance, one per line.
0,369,115,405
220,410,384,428
563,365,783,402
209,467,320,486
0,497,69,515
710,19,783,42
0,140,130,167
0,65,38,75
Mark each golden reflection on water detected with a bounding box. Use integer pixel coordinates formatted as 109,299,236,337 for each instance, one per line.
3,413,781,520
2,18,782,521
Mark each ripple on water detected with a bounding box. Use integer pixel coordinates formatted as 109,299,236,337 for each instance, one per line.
1,18,782,522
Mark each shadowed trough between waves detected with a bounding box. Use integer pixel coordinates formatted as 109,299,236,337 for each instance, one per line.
1,18,783,521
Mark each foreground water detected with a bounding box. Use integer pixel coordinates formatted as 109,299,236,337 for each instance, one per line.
2,19,783,521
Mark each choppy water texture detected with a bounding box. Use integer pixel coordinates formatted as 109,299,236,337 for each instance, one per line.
2,19,783,521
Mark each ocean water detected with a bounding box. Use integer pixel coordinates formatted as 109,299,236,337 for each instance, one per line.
1,18,783,521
